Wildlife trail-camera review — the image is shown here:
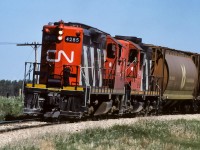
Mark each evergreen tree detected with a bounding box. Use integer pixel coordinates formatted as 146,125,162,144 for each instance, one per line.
0,80,23,96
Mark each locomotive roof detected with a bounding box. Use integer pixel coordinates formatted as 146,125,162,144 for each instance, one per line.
115,35,142,44
54,22,110,35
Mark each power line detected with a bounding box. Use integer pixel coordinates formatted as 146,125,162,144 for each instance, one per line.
17,42,42,64
0,42,18,45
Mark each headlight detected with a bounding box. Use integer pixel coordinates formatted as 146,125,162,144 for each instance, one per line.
58,30,63,35
58,36,63,41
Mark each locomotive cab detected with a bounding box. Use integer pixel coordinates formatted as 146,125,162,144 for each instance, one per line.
115,36,142,91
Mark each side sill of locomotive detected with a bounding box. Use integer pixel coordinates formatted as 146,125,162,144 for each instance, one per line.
43,111,83,119
60,111,83,119
23,108,43,115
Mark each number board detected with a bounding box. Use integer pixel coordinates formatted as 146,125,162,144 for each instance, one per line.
65,36,80,43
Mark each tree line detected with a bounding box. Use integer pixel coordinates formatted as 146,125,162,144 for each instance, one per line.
0,80,23,97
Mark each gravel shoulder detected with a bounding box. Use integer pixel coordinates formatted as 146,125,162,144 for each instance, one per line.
0,121,48,131
1,114,200,148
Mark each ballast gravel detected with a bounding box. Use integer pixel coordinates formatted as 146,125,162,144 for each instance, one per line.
0,121,48,131
1,114,200,148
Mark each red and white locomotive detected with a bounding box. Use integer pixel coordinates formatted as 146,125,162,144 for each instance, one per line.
23,20,200,119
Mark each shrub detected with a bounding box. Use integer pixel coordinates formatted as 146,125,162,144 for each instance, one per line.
0,96,23,120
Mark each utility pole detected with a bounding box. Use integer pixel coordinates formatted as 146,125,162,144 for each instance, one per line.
17,42,42,64
17,42,42,84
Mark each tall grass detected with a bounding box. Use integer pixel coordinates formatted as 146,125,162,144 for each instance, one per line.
3,119,200,150
0,96,23,120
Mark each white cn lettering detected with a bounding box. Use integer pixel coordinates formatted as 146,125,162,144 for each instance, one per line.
46,50,74,63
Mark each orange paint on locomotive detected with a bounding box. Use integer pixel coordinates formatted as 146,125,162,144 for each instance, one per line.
118,40,141,91
104,36,118,80
54,27,83,86
40,22,83,86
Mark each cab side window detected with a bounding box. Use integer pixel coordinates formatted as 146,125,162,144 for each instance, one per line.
107,43,116,58
128,49,138,63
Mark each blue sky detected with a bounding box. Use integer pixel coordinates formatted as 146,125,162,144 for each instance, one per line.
0,0,200,80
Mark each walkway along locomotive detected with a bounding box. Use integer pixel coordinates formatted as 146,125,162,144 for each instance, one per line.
23,20,200,119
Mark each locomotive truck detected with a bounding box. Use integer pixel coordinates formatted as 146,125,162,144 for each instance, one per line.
23,20,200,119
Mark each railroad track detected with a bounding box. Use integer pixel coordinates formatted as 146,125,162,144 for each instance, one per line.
0,113,181,134
0,119,55,134
0,118,41,125
0,116,119,134
0,114,157,134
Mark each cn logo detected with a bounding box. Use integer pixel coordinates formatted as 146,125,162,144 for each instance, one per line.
46,50,74,63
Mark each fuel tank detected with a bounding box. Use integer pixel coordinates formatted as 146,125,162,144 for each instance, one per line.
153,50,198,100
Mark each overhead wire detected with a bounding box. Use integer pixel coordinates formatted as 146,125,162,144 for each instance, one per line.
0,42,18,45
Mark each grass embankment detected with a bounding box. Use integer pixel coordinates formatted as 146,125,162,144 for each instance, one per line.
0,96,23,120
3,119,200,150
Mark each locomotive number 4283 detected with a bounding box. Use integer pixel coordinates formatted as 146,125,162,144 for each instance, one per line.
65,36,80,43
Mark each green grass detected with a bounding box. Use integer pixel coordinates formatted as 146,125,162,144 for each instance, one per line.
3,119,200,150
0,96,23,120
